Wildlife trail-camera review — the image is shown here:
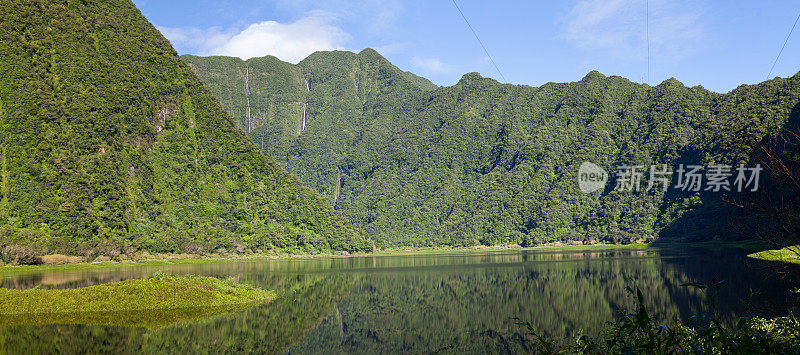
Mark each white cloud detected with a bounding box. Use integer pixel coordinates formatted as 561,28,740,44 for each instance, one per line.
273,0,403,34
158,12,351,63
157,26,231,52
560,0,704,60
411,57,453,74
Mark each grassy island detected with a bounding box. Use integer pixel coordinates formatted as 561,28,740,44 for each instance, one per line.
749,247,800,265
0,276,275,328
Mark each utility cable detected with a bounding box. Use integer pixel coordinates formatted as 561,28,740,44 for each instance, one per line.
767,11,800,79
452,0,507,82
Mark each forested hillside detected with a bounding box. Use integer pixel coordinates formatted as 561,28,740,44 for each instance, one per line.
0,0,371,261
184,51,800,248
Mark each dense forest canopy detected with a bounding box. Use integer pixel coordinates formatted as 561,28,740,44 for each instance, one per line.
2,0,799,258
184,51,800,248
0,0,372,261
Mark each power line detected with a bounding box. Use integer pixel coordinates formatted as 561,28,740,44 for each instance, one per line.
767,11,800,79
451,0,507,82
646,0,650,85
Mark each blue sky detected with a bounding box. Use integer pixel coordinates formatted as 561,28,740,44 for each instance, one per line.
133,0,800,93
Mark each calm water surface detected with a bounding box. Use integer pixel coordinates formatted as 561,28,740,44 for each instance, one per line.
0,247,796,353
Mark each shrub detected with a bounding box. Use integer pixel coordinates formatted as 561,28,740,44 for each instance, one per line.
181,241,212,255
0,245,43,265
603,230,639,244
94,256,112,263
40,254,83,265
86,240,125,260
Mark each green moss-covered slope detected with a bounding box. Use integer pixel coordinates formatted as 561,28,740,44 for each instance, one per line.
0,0,371,259
184,50,800,248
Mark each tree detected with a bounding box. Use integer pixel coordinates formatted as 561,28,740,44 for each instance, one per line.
727,123,800,269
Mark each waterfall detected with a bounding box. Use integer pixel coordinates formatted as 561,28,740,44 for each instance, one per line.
301,103,307,132
245,67,250,96
245,67,251,134
299,78,309,133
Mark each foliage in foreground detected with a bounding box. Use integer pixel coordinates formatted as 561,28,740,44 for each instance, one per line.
0,275,275,328
726,124,800,269
517,281,800,354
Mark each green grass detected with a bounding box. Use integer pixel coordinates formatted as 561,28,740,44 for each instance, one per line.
0,244,644,275
748,246,800,264
0,256,249,275
654,239,769,252
0,251,361,275
373,243,650,256
0,276,275,328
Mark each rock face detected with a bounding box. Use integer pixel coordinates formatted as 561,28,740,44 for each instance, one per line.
0,0,370,258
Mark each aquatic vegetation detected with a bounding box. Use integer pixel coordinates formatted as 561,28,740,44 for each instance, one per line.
749,246,800,265
0,272,360,353
0,275,275,328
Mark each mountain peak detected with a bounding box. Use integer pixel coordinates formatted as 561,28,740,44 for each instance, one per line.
358,48,381,58
458,72,485,84
657,77,686,89
581,70,607,82
456,72,502,88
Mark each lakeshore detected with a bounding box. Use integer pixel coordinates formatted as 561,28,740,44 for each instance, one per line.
1,240,781,275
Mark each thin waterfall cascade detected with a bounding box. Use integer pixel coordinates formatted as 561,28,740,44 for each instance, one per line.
301,103,307,132
298,78,310,133
245,67,252,134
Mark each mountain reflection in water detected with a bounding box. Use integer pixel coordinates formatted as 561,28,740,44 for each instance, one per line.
0,247,795,354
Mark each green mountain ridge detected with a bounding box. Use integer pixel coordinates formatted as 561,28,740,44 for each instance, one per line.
184,50,800,248
0,0,371,261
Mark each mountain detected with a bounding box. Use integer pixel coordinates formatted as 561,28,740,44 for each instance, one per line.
0,0,371,261
183,50,800,248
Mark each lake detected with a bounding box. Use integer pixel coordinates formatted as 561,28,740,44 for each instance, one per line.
0,246,796,353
